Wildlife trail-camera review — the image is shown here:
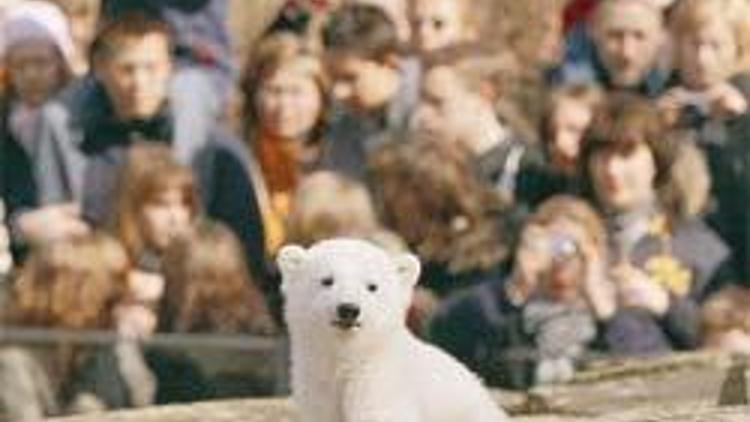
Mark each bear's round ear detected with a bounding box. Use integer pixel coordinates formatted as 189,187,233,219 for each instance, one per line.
394,253,421,288
277,245,309,280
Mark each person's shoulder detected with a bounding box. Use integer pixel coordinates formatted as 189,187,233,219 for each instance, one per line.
40,76,100,126
670,217,730,269
672,218,727,249
205,127,250,159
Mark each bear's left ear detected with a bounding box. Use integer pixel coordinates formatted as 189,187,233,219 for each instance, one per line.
394,253,421,288
277,244,309,281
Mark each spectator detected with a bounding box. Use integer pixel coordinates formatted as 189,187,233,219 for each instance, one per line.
100,0,233,106
580,95,732,355
660,0,750,126
242,32,329,254
407,0,477,54
411,64,513,161
103,144,219,406
701,285,750,353
33,12,267,284
588,0,670,96
428,195,614,389
45,0,101,75
0,1,88,261
160,220,276,334
321,3,419,180
515,83,604,207
660,0,750,282
100,0,235,169
369,138,510,298
0,233,136,418
110,144,198,280
410,62,530,205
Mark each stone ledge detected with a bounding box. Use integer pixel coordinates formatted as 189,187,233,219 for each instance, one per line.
50,352,750,421
51,400,750,422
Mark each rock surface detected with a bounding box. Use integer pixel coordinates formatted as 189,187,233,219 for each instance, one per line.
50,352,750,421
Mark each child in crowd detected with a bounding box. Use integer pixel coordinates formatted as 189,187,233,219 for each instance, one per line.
581,95,732,355
408,0,477,54
660,0,750,282
0,233,137,418
46,0,101,75
0,1,88,259
411,64,513,159
160,220,276,334
660,0,750,126
322,3,419,180
110,144,199,309
411,59,551,215
429,195,615,389
516,83,604,207
242,32,329,254
701,285,750,353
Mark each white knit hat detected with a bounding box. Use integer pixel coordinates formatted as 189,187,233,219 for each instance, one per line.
0,0,75,69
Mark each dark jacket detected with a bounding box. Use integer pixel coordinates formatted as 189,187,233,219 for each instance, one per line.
604,217,733,355
688,73,750,282
428,278,535,389
32,78,269,286
0,100,39,262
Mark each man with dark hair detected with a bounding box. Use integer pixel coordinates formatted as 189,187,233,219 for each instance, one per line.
321,3,418,180
32,12,268,283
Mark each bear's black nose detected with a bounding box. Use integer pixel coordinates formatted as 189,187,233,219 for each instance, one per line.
336,303,361,322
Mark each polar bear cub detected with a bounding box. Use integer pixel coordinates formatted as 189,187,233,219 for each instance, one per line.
278,238,508,422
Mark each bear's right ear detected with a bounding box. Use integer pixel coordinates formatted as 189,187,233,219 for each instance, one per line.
277,245,309,281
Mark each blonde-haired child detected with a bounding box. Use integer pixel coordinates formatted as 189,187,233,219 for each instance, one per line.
660,0,750,121
408,0,478,53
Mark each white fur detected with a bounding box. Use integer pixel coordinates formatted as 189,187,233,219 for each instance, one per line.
279,239,508,422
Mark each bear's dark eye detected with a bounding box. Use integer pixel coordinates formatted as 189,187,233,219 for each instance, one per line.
367,283,378,293
321,277,334,287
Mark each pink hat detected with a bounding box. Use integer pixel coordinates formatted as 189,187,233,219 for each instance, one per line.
1,1,75,69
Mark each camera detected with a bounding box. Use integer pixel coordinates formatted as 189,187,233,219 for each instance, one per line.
548,232,579,262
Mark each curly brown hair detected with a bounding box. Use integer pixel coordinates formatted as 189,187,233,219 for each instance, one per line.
5,233,129,329
369,138,509,273
160,220,275,334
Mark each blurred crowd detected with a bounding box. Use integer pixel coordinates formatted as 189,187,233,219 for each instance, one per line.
3,0,750,418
